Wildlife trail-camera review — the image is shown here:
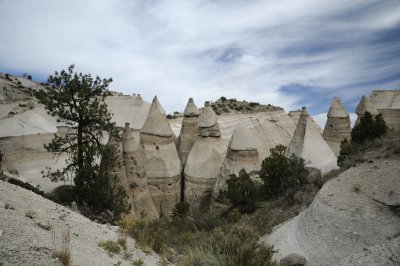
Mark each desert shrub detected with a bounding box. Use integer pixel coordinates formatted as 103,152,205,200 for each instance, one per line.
117,230,127,251
260,145,309,199
7,178,45,196
98,240,121,256
133,258,144,266
220,96,227,102
171,201,190,219
249,102,260,107
184,225,277,266
351,111,388,143
219,169,261,213
25,210,36,219
352,183,361,193
128,219,166,254
5,73,10,80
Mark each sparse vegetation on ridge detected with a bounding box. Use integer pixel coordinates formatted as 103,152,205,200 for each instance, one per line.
209,96,282,115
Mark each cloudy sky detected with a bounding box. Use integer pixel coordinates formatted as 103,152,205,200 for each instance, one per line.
0,0,399,118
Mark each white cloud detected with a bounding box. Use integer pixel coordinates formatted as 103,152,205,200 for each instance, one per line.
0,0,399,114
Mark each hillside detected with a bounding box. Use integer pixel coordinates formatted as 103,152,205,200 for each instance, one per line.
0,180,162,266
210,96,283,115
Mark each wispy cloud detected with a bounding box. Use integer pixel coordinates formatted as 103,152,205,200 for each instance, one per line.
0,0,399,114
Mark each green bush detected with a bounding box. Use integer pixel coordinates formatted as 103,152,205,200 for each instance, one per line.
98,240,121,256
171,201,190,219
351,111,388,143
219,169,261,213
260,145,309,199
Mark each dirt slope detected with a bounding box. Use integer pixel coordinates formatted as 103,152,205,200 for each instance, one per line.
262,159,400,265
0,180,162,266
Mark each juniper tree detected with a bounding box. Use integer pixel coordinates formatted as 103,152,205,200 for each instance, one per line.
35,65,130,218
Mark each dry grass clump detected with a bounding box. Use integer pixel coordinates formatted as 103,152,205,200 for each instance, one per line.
52,226,71,266
25,210,36,219
98,240,121,256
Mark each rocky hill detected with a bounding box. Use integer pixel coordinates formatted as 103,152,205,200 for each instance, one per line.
210,96,283,115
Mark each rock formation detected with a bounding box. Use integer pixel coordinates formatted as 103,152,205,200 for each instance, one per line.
355,95,378,126
322,97,351,157
358,90,400,131
121,123,158,220
140,96,182,216
288,107,338,175
176,98,200,165
184,102,229,208
212,124,259,199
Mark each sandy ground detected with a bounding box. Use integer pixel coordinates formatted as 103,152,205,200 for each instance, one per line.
262,159,400,265
0,180,164,266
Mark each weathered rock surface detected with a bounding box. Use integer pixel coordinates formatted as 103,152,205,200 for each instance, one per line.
184,102,228,208
176,98,200,165
212,125,259,199
262,159,400,265
140,97,182,215
355,95,378,126
322,97,351,157
287,107,338,175
121,123,158,220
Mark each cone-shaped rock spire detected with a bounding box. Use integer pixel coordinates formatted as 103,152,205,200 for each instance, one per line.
198,101,221,137
323,97,351,156
141,96,173,137
184,98,200,117
177,98,200,165
122,123,158,220
327,97,349,118
355,95,379,126
286,107,308,157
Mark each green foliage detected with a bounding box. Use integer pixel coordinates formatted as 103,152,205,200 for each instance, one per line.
34,65,130,220
171,201,190,219
220,96,227,102
7,177,45,196
260,145,309,199
351,111,388,143
219,169,261,213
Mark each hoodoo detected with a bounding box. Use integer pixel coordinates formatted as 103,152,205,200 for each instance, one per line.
176,98,200,165
322,97,351,156
184,102,229,208
212,124,259,199
122,123,158,220
140,96,182,216
289,107,338,175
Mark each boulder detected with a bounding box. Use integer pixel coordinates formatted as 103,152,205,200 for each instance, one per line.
176,98,200,165
140,96,182,216
280,253,306,266
322,97,351,157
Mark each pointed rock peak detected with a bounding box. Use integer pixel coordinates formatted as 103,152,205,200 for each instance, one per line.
152,95,166,115
142,97,173,137
199,101,218,128
184,98,200,117
356,95,378,115
327,96,349,118
230,124,258,151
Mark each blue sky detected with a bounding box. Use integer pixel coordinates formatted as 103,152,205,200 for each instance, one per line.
0,0,399,116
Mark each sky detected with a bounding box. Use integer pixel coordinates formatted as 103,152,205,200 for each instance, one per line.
0,0,399,118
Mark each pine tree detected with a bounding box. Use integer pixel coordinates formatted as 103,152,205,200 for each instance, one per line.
35,65,130,218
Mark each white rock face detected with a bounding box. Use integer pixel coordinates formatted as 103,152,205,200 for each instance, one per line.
140,97,182,216
262,159,400,265
322,97,351,157
176,98,200,165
